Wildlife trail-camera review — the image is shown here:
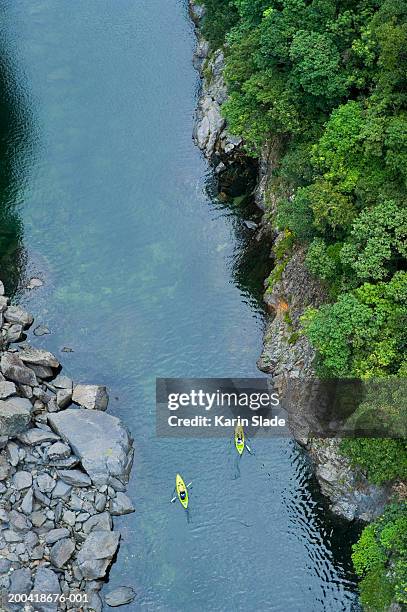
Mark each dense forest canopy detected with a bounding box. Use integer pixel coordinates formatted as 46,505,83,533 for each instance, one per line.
201,0,407,608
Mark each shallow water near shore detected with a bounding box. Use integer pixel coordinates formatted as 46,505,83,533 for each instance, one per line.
0,1,361,610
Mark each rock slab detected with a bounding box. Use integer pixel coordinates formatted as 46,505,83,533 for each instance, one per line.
76,530,120,580
49,409,133,486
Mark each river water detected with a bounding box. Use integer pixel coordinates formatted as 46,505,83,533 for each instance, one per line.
0,1,361,610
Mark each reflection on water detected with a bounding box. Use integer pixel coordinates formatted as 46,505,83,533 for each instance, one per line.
0,1,361,610
205,169,273,310
0,44,33,294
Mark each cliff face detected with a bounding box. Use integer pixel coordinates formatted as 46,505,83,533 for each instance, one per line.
254,148,391,522
189,0,390,523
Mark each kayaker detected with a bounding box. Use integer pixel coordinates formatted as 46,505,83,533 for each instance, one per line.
179,489,186,501
237,435,243,445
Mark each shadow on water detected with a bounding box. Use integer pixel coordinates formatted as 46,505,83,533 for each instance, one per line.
0,45,33,296
205,156,273,310
298,446,363,578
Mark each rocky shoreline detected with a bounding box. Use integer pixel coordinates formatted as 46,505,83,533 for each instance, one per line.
189,0,389,523
0,281,135,611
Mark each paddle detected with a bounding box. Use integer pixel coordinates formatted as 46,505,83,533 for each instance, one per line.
170,481,193,503
245,443,254,455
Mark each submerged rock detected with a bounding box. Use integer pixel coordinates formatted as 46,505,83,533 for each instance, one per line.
105,586,136,607
33,325,50,337
26,277,44,290
49,408,133,486
5,324,24,343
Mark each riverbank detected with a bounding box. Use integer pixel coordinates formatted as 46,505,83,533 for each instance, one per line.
0,282,135,611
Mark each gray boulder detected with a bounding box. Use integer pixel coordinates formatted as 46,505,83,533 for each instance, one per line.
0,559,11,574
27,363,54,379
0,455,10,480
86,584,103,612
56,388,72,409
9,509,32,533
19,346,59,368
31,567,60,612
18,428,59,445
9,567,32,596
1,352,37,386
49,409,133,486
189,0,205,23
7,440,19,465
3,529,23,543
0,397,32,437
5,324,23,343
45,528,70,545
76,530,120,580
0,381,17,399
52,374,73,390
36,472,56,494
83,512,112,534
51,479,72,499
47,441,71,460
13,470,33,490
50,537,75,568
4,305,33,328
72,384,109,411
110,492,135,516
57,469,91,487
20,487,34,514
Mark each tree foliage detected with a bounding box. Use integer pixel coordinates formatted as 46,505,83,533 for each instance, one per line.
352,504,407,609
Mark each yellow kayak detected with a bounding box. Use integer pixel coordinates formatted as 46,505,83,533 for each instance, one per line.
235,425,245,455
176,473,188,509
